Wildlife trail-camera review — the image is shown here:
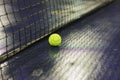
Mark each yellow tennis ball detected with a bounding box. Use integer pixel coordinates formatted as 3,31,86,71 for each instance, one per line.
48,33,62,46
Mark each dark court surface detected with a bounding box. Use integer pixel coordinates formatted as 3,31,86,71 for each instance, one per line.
0,0,120,80
0,0,111,56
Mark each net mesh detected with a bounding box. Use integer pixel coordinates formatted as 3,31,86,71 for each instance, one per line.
0,0,113,62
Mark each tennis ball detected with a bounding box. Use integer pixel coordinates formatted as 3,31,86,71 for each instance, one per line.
48,33,62,46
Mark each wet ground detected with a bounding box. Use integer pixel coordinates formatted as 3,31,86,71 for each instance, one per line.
0,0,120,80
